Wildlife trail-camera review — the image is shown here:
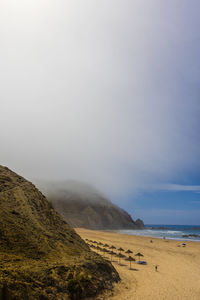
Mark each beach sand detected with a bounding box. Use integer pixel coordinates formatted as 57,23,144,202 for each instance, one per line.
76,228,200,300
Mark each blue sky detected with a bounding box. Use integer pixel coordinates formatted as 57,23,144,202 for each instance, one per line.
126,188,200,225
0,1,200,224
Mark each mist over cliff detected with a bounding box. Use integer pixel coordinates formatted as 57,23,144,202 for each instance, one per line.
35,180,144,230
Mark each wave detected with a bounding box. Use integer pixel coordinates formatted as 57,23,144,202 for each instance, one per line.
116,228,200,242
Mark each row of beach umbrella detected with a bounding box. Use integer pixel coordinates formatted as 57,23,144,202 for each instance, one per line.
85,238,144,269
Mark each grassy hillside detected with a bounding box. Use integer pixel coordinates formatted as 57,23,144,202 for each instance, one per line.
0,166,119,299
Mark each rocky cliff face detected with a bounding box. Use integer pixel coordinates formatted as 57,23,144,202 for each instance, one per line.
0,166,119,300
37,181,144,230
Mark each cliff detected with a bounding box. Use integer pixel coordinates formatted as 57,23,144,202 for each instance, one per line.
37,181,144,230
0,166,119,299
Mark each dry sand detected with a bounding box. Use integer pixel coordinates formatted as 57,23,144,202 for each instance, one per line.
76,228,200,300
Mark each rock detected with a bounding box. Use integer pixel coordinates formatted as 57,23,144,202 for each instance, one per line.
182,234,200,238
157,227,168,230
135,219,144,228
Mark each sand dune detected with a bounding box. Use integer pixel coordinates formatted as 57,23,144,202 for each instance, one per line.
76,228,200,300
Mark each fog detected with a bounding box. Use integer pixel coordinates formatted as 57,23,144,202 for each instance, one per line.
35,179,110,205
1,0,200,202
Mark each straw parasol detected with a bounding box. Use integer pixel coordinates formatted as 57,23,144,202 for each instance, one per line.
96,246,101,252
118,247,124,253
117,253,124,264
102,248,108,257
99,247,104,254
109,245,116,250
135,252,144,262
125,249,133,254
126,256,136,269
109,250,115,262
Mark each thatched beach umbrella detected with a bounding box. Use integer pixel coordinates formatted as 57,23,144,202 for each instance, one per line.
109,250,115,262
104,243,109,248
117,253,124,264
135,252,144,262
125,249,133,254
96,246,101,252
109,245,116,250
126,256,136,269
118,247,124,253
99,247,104,254
102,248,108,257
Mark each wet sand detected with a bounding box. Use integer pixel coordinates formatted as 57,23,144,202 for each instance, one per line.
76,228,200,300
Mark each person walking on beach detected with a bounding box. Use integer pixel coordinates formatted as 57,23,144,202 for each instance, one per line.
155,265,158,271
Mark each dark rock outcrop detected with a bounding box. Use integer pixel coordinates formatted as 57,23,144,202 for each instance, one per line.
135,219,144,228
36,181,144,230
182,234,200,238
0,166,119,299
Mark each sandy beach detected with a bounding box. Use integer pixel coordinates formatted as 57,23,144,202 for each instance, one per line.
76,228,200,300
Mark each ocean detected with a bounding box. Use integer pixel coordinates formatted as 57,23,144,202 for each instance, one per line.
117,224,200,242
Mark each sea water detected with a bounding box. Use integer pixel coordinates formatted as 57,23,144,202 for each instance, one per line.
117,225,200,242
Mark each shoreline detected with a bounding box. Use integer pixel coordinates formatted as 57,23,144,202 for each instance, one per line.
78,227,200,243
110,228,200,243
115,232,200,243
76,228,200,300
82,228,200,243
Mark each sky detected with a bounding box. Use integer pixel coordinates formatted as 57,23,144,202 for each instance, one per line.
0,0,200,224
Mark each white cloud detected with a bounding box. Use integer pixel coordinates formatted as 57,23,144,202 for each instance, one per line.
147,184,200,193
